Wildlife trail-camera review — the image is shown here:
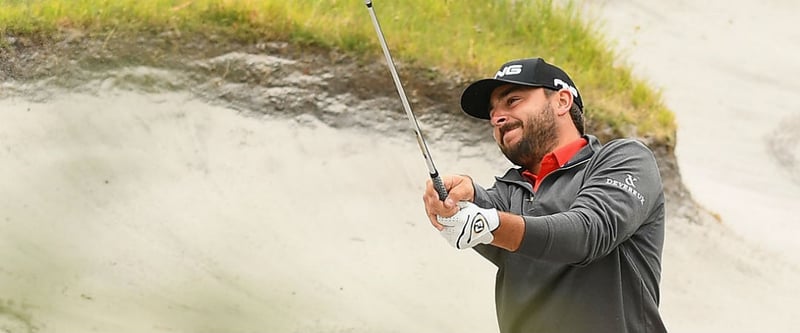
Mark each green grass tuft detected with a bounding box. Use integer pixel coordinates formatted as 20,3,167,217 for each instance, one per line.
0,0,676,143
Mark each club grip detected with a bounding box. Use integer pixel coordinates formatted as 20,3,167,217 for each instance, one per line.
431,173,448,201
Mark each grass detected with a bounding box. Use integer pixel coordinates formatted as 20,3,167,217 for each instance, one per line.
0,0,675,144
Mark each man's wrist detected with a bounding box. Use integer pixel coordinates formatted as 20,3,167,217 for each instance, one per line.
490,212,525,252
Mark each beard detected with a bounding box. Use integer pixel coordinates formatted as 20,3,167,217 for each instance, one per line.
497,104,559,169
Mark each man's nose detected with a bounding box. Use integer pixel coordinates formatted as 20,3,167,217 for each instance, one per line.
491,113,508,127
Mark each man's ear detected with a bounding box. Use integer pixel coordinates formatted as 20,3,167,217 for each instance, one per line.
555,89,573,116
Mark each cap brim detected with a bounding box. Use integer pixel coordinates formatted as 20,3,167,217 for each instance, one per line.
460,79,546,119
460,79,504,119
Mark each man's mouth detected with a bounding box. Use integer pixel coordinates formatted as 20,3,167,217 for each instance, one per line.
499,122,522,143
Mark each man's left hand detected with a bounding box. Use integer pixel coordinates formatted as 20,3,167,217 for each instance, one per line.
437,201,499,249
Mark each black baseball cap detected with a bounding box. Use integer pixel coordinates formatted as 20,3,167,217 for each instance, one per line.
460,58,583,119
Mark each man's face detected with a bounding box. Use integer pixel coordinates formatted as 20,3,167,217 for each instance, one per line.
488,84,558,168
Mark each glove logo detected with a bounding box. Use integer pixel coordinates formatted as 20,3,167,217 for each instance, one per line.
472,213,486,233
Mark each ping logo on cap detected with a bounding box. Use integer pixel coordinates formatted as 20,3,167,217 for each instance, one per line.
554,78,579,99
495,64,523,78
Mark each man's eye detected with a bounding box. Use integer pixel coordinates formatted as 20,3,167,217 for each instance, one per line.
507,97,521,106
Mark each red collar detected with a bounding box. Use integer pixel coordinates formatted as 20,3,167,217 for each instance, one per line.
522,137,588,192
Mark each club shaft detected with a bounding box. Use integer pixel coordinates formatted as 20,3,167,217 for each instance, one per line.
365,1,448,201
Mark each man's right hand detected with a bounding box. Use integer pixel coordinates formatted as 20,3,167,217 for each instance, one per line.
422,175,475,231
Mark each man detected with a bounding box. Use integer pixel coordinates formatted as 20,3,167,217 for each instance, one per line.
422,58,666,333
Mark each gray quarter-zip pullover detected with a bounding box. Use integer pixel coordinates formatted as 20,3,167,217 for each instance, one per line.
472,135,666,333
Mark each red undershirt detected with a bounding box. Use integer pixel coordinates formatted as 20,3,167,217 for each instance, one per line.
521,137,588,192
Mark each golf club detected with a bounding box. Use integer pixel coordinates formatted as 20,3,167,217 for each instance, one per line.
364,0,448,201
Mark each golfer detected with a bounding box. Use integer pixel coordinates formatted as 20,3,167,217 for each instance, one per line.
422,58,666,333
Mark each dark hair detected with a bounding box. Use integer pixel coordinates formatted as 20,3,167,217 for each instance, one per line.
544,89,585,135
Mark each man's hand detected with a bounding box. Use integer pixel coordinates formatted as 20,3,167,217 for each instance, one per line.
437,201,499,249
423,175,475,230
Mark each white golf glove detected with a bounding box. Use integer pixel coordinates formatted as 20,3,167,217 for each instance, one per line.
437,201,500,249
